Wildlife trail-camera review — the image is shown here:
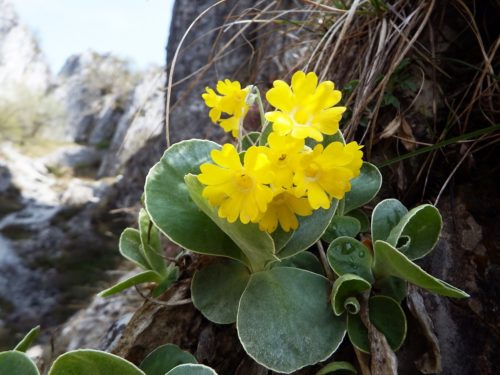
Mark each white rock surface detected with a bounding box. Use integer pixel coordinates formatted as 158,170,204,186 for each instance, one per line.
0,0,51,97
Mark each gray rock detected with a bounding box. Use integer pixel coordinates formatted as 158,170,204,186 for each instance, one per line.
40,144,102,173
98,69,164,176
0,0,51,97
52,51,136,144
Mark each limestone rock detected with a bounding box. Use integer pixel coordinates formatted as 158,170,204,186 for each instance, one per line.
0,0,51,97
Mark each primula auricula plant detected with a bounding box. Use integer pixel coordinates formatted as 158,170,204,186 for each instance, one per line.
98,71,468,374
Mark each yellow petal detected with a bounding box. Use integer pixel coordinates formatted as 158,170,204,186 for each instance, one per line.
211,144,242,170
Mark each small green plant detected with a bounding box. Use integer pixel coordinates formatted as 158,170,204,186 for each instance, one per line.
99,208,179,298
0,327,215,375
96,71,467,373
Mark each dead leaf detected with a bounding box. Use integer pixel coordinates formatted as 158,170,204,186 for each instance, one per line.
380,116,402,139
398,117,416,151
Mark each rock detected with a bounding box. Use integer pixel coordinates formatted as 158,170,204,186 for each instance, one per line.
52,51,136,144
39,144,102,175
54,269,142,354
0,0,51,97
98,69,164,176
0,163,23,217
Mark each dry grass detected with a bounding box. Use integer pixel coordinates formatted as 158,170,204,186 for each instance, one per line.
164,0,499,199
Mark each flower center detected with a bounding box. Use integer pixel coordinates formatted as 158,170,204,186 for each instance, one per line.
236,172,254,190
305,162,320,181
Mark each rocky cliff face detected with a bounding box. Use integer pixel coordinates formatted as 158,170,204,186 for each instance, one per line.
0,0,51,97
0,0,166,350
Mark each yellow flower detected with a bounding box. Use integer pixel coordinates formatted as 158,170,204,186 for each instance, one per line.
265,132,304,190
265,71,346,141
293,141,363,209
198,144,274,224
257,190,313,233
202,79,250,138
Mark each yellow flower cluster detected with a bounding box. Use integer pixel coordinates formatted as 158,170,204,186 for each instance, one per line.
202,79,250,138
198,71,363,233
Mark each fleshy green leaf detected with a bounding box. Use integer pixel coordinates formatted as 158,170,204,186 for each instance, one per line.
369,295,407,351
344,296,361,315
316,361,357,375
0,351,40,375
327,237,374,283
346,296,408,353
322,216,361,243
151,264,179,298
144,140,247,264
166,364,217,375
259,123,273,146
375,276,407,302
386,205,442,260
347,209,370,232
278,202,338,259
139,344,197,375
139,209,166,275
342,162,382,214
371,199,408,243
331,274,371,316
272,251,324,275
119,228,149,270
48,349,145,375
347,313,369,353
185,175,276,271
191,260,250,324
237,267,346,373
373,241,469,298
14,326,40,352
98,271,161,297
271,227,294,252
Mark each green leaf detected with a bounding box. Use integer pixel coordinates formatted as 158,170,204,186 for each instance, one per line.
344,296,361,315
369,295,407,351
386,204,442,260
0,351,40,375
278,202,338,259
166,364,217,375
98,271,161,297
14,326,40,352
342,162,382,214
119,228,149,270
139,344,197,375
242,132,261,150
191,260,250,324
139,209,166,275
347,209,370,232
347,313,369,353
151,264,179,298
373,241,469,298
271,227,294,252
375,276,407,302
272,251,324,275
322,216,361,243
259,123,273,146
331,274,371,316
327,237,374,283
145,140,247,264
237,267,346,373
322,130,346,146
185,175,276,271
346,296,407,353
48,349,145,375
316,361,357,375
371,199,408,243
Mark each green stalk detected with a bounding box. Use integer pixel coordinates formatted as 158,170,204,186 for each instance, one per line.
377,124,500,168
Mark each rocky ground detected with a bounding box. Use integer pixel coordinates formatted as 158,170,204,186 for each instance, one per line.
0,0,162,351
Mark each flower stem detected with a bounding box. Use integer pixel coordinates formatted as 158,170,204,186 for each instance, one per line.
317,240,335,281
